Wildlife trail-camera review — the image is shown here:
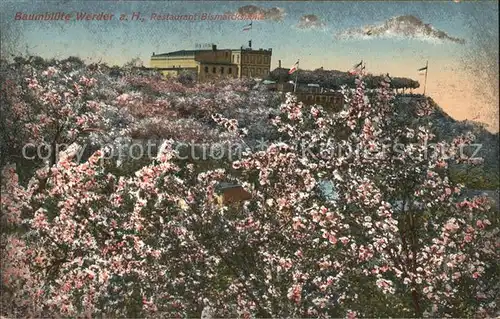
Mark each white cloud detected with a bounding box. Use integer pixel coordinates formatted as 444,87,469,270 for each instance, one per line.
337,15,465,44
296,14,326,30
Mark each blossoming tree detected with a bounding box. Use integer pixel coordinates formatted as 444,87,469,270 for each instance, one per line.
1,64,498,318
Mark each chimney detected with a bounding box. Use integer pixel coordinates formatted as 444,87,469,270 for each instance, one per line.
212,44,217,51
279,60,281,68
248,40,252,48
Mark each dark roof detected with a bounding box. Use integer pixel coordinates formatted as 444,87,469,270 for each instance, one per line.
153,47,271,57
214,182,252,204
153,50,208,57
216,182,242,192
153,48,231,57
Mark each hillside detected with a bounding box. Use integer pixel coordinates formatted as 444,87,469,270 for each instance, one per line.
1,57,496,191
395,95,499,190
2,57,499,318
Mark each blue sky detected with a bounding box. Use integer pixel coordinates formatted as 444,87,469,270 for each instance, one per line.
1,1,494,67
1,1,498,130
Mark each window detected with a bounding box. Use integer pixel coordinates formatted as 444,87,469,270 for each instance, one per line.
264,56,268,64
243,55,248,63
232,55,234,62
228,68,232,74
212,67,216,73
220,67,224,74
237,55,240,63
225,52,229,58
315,96,320,102
308,95,313,101
250,56,255,63
204,66,209,73
256,68,261,75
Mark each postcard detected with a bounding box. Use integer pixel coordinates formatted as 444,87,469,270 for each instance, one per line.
1,1,498,318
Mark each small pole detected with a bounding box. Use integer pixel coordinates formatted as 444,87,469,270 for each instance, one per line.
293,60,299,93
423,60,428,96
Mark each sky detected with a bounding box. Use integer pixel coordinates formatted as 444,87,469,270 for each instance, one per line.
1,0,498,132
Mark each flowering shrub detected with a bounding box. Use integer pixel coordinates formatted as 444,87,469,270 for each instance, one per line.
0,59,121,187
1,64,99,147
0,57,280,181
227,80,499,317
1,58,498,318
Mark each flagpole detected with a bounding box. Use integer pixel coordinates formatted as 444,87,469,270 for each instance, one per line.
294,59,299,93
423,60,428,96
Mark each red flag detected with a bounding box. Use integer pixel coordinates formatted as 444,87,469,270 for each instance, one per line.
348,60,363,75
288,60,299,74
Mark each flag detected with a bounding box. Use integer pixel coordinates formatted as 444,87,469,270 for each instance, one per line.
348,60,363,75
288,60,299,74
384,73,392,83
418,66,428,74
243,22,252,31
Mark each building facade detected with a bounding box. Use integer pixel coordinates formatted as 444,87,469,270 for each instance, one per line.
231,41,272,78
269,82,345,112
150,42,272,80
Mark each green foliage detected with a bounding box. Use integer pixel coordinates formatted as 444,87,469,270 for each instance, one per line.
449,165,500,190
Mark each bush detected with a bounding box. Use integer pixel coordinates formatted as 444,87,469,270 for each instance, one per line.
1,64,498,317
